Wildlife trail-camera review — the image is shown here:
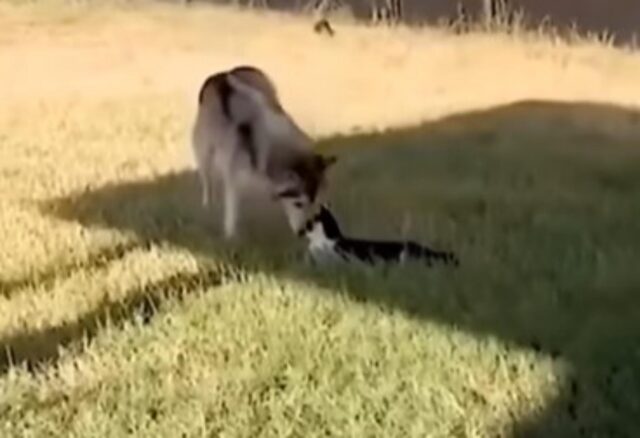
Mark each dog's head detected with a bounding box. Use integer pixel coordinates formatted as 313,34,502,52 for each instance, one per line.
273,153,338,233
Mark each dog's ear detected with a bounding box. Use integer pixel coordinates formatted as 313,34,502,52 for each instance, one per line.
316,154,338,171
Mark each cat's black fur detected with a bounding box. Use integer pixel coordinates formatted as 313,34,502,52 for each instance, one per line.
300,205,459,266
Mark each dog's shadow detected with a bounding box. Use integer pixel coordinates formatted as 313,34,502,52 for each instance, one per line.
6,99,640,437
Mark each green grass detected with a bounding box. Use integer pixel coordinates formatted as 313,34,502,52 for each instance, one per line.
1,2,640,437
2,98,639,437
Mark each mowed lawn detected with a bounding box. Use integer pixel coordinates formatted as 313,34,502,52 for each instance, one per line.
1,1,640,437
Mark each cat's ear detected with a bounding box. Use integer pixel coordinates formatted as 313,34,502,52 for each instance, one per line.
321,154,338,170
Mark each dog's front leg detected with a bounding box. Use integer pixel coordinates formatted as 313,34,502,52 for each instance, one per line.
222,178,240,240
198,163,215,209
193,141,215,208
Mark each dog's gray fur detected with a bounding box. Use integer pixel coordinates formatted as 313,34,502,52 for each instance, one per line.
192,66,337,239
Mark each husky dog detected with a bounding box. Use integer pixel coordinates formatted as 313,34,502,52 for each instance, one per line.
298,204,460,266
192,66,337,239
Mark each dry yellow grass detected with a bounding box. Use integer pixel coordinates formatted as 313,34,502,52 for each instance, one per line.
1,1,639,436
2,1,640,130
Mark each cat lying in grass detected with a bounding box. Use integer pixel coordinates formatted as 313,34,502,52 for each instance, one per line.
297,205,459,267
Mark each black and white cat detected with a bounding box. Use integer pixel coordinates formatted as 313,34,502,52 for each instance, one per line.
297,205,459,266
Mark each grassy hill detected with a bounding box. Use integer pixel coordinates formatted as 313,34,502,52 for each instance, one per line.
1,1,639,436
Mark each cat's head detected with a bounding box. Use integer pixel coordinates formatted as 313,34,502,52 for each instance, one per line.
297,204,343,241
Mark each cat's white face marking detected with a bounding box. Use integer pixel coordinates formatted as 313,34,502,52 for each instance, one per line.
307,221,333,249
305,220,342,264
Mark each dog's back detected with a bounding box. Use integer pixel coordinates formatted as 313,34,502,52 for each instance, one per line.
197,66,281,115
194,66,318,177
227,66,282,113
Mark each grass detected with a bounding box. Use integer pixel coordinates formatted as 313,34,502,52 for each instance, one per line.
1,1,640,436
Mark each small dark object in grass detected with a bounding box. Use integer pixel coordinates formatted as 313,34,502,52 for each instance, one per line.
529,339,542,352
570,378,579,398
314,19,335,37
605,364,620,387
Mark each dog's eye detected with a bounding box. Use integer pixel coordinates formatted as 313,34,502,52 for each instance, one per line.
294,201,305,208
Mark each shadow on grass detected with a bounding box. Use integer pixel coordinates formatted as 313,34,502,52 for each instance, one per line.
0,266,230,374
6,99,640,436
0,241,147,300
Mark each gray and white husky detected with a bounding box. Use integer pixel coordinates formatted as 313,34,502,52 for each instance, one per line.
192,66,337,239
